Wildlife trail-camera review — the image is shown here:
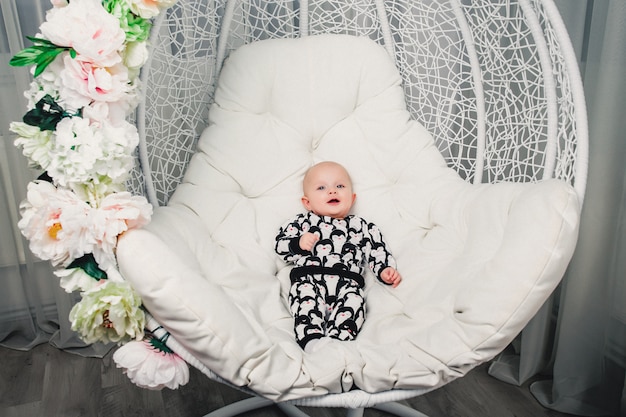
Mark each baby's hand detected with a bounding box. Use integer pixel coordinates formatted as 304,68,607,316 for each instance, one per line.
299,232,319,252
381,267,402,288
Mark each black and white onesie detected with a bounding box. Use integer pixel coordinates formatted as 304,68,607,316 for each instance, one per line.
275,212,396,349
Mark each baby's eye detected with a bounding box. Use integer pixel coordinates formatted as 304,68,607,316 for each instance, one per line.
317,185,326,191
337,184,345,189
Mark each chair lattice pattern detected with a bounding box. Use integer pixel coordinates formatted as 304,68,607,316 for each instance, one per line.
128,0,586,208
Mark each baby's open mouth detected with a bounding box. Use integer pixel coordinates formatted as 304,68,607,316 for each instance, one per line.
328,198,340,204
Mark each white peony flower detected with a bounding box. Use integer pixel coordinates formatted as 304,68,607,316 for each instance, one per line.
69,280,146,344
113,338,190,390
41,0,125,68
129,0,178,19
54,267,101,293
18,181,95,267
10,122,54,170
70,178,126,206
122,41,149,81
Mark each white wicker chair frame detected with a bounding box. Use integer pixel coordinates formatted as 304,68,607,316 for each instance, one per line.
129,1,588,416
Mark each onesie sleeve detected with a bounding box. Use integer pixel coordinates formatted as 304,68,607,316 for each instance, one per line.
275,213,309,262
363,220,397,284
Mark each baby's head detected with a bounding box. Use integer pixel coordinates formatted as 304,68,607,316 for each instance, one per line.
301,161,356,219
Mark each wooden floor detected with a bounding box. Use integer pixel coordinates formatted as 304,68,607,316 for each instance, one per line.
0,343,577,417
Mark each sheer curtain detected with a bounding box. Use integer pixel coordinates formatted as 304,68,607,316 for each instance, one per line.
489,1,626,416
0,0,110,356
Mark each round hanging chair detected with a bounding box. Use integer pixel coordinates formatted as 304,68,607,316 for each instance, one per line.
117,0,587,416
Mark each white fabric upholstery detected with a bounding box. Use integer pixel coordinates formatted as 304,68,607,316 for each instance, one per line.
117,35,580,401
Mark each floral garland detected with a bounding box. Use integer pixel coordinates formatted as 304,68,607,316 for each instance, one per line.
9,0,187,389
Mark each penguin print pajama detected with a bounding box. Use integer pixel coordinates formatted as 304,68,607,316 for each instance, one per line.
275,212,396,349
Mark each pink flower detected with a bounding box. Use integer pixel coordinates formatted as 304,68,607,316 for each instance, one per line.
59,54,133,111
82,99,137,126
129,0,178,19
41,0,125,68
50,0,69,7
91,192,152,270
101,192,152,230
18,181,95,267
18,181,152,270
113,339,189,390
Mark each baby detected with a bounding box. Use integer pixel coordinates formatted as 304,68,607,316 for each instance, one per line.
275,161,401,352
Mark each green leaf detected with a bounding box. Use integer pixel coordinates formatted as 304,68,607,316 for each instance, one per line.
9,36,75,76
25,36,55,46
9,48,41,67
68,254,108,281
23,94,69,131
33,49,65,77
148,336,174,354
37,171,53,183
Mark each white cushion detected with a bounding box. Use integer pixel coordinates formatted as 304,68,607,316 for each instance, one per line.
117,34,580,401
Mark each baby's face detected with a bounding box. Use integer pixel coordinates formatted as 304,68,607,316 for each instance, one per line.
302,162,356,219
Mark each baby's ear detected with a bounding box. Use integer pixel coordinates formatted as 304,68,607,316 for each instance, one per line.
301,196,312,211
